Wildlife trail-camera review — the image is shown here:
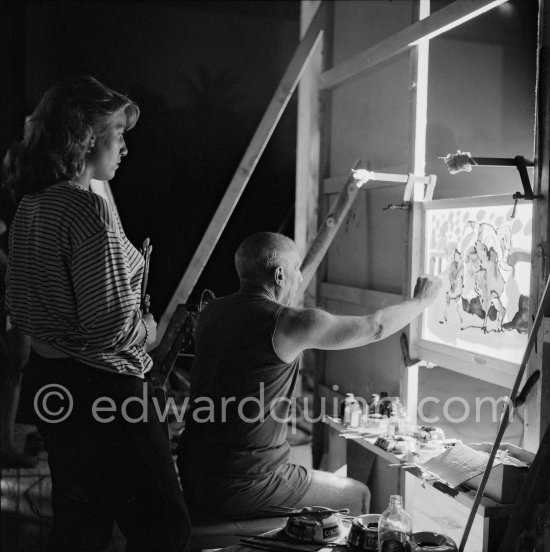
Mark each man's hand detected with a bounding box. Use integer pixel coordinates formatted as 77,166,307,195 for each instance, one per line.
413,276,442,304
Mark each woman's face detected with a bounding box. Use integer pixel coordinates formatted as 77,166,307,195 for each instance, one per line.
87,107,128,181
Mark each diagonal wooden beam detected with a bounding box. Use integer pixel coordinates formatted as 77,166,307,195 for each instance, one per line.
297,162,362,296
156,4,325,342
320,0,507,91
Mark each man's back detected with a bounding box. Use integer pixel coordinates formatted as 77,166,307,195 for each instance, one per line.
178,290,300,477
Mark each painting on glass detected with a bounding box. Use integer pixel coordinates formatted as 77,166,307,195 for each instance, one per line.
420,196,532,367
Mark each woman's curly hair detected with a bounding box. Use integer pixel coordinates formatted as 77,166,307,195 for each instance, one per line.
2,75,139,198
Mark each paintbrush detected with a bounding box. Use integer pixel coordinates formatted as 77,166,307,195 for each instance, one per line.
239,537,334,552
141,238,152,313
261,507,350,516
248,511,348,520
236,534,341,548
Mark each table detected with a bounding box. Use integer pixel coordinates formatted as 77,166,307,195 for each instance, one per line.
323,416,512,551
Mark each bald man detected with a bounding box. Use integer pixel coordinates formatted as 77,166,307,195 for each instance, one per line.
176,232,440,520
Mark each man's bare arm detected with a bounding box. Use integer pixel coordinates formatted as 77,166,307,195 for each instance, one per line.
274,276,441,363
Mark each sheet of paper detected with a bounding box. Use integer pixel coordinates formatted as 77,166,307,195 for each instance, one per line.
420,442,501,488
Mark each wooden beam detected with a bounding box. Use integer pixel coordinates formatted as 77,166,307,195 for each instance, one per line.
319,0,507,91
319,282,402,310
297,163,362,295
402,0,431,434
295,0,323,308
297,168,436,297
322,173,432,195
156,6,325,342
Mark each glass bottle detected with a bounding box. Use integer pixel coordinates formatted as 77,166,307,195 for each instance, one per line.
390,398,407,435
390,398,402,416
378,495,412,552
369,394,380,415
342,393,361,428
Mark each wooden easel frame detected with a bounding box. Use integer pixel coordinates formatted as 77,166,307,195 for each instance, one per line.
300,0,548,549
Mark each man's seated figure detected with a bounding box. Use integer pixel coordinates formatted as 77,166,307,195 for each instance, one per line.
176,232,440,520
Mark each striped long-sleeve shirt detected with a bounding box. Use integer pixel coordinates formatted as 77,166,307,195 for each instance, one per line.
6,182,152,376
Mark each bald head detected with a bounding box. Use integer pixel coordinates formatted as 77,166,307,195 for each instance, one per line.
235,232,297,285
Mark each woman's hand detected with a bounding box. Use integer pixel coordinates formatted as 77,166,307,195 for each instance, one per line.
143,313,158,350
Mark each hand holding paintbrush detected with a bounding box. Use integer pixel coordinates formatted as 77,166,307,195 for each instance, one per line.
141,238,153,314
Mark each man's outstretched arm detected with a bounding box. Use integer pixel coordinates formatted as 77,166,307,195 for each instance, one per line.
274,276,441,363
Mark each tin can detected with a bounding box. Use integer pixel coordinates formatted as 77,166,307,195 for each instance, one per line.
347,514,381,551
285,512,343,543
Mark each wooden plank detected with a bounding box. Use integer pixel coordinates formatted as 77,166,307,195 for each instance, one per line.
401,0,429,432
295,0,323,309
323,415,398,464
297,163,363,295
544,317,550,343
298,171,435,297
156,7,325,342
416,343,516,390
322,173,432,195
322,415,512,518
319,0,507,91
319,282,402,310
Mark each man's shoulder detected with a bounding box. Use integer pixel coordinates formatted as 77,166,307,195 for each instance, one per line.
277,306,328,335
273,306,330,361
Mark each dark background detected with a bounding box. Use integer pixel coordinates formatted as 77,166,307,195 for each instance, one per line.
1,0,301,316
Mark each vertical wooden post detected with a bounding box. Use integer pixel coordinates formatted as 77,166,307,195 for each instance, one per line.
402,0,431,510
295,0,323,309
294,0,324,404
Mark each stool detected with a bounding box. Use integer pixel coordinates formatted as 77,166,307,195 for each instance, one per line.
190,517,287,551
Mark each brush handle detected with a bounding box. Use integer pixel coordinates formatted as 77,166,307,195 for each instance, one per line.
141,239,152,311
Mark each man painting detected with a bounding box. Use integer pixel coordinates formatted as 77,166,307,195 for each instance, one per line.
177,232,440,519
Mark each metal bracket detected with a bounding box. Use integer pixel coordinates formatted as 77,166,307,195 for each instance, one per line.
442,153,542,201
511,155,542,201
383,173,437,210
474,156,542,218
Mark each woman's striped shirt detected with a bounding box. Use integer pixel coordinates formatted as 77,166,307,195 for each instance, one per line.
6,182,152,376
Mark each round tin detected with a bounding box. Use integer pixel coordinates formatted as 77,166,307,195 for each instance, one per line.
285,508,343,543
347,514,380,551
